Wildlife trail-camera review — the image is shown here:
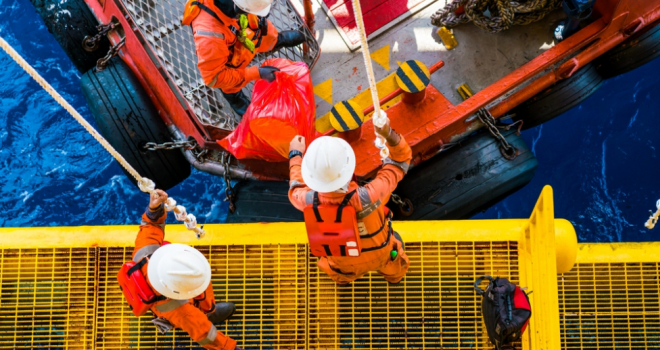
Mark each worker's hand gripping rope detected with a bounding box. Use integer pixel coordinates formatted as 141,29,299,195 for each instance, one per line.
645,199,660,229
145,180,206,239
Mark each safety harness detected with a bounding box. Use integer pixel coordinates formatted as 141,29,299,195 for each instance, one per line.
303,190,393,257
182,0,265,53
474,276,532,350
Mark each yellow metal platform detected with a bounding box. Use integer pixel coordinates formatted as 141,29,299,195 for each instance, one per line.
0,187,657,349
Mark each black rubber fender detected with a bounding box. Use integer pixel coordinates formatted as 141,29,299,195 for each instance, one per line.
226,180,304,223
594,20,660,79
80,57,191,190
512,63,603,130
30,0,110,73
388,130,538,220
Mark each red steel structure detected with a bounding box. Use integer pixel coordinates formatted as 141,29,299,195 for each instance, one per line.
84,0,660,181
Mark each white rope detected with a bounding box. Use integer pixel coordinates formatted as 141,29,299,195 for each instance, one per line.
0,35,206,239
351,0,389,159
645,199,660,229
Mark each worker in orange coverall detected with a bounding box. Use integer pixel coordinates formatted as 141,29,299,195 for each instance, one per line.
287,119,412,284
182,0,305,115
134,189,247,350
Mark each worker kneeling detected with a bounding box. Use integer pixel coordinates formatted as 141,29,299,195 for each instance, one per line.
182,0,306,116
118,190,245,350
287,121,412,284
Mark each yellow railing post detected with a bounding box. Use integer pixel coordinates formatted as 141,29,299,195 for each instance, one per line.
518,185,561,349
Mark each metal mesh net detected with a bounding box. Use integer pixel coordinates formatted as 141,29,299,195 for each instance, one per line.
122,0,319,131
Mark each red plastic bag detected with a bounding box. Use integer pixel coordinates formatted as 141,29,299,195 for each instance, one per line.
218,58,317,161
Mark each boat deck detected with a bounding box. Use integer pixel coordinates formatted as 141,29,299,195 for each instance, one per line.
307,0,566,118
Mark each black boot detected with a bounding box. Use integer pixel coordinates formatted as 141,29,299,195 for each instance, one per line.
273,30,305,51
221,90,251,116
207,302,236,324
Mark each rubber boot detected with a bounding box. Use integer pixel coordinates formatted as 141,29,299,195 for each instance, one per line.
221,90,251,116
273,30,305,51
207,302,236,324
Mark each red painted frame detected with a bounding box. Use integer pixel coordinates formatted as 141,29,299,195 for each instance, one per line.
84,0,660,181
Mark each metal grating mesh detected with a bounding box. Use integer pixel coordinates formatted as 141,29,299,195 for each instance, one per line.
308,241,520,349
0,248,96,349
122,0,320,130
95,245,309,349
0,241,519,349
558,262,660,349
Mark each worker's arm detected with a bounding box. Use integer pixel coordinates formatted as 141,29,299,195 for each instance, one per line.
159,303,238,350
288,136,310,211
192,12,260,91
132,190,168,260
360,121,412,205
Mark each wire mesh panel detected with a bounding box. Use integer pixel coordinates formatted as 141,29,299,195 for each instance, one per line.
307,241,520,349
0,248,96,349
558,262,660,349
122,0,319,130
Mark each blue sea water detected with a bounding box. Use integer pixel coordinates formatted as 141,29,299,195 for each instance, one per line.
0,0,658,242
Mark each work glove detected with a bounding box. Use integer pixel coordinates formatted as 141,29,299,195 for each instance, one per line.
273,30,305,51
258,65,280,83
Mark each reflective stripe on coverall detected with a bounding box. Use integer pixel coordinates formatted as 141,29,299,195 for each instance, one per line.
133,208,237,350
190,0,278,93
288,136,413,284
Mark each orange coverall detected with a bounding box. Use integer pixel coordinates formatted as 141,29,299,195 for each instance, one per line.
132,207,236,350
189,0,278,93
288,136,413,284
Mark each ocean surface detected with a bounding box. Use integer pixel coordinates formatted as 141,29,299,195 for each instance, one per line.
0,0,658,242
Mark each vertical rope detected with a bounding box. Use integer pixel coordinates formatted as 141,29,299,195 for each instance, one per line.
0,35,205,238
351,0,389,158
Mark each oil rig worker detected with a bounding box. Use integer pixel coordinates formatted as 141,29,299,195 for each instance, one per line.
287,120,412,284
182,0,305,115
131,189,245,350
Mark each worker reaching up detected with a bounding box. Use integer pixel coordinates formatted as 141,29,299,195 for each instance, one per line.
118,189,247,350
287,120,412,284
182,0,306,115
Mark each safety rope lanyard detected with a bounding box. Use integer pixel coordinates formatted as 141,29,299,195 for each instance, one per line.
0,35,206,239
351,0,389,159
645,199,660,229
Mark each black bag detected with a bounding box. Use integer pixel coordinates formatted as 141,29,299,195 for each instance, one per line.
474,276,531,350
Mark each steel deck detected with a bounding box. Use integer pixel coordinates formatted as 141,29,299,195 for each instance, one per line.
2,188,658,349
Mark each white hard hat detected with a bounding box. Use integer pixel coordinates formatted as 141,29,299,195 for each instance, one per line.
233,0,272,16
147,243,212,300
301,136,356,193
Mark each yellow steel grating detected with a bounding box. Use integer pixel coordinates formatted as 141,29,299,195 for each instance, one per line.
307,241,520,349
558,262,660,349
0,241,519,349
0,248,96,349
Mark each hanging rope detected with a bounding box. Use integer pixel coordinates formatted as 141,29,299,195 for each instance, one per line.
431,0,562,34
0,35,206,239
351,0,389,159
645,199,660,229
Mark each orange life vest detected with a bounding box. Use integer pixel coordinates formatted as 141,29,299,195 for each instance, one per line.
304,191,363,257
117,242,215,317
117,258,166,317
